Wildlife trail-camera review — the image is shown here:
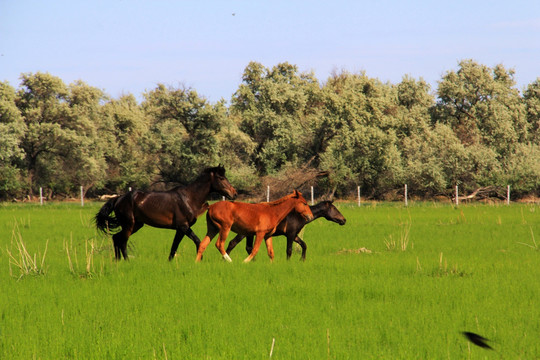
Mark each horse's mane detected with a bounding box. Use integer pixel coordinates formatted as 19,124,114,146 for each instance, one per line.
201,165,226,177
266,192,297,206
168,166,225,190
191,165,226,183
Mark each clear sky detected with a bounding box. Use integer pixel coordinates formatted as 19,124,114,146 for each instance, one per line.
1,0,539,103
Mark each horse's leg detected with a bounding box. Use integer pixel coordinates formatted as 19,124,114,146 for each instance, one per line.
225,234,245,255
168,230,185,261
265,236,275,262
215,228,232,262
294,235,307,261
183,227,202,253
169,226,202,260
111,221,141,260
245,236,254,255
113,230,130,260
243,232,265,263
112,232,123,260
122,222,143,260
195,225,219,263
286,235,294,260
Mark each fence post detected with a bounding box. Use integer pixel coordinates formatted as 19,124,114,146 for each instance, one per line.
80,186,84,207
455,185,459,206
507,185,510,205
310,186,314,205
40,187,43,206
266,185,270,202
404,184,408,207
357,186,361,207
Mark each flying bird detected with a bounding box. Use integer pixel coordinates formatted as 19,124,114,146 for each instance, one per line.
462,331,494,350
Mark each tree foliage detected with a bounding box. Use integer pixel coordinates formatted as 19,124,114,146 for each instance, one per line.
231,62,323,175
1,61,539,201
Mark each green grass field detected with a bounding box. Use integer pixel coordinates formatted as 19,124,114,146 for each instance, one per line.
1,201,539,359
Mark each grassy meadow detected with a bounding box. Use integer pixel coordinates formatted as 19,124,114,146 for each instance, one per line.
0,201,539,359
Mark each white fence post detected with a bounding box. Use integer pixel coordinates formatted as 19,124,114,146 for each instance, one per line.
266,185,270,202
404,184,408,207
39,187,43,206
455,185,459,206
507,185,510,205
80,186,84,207
310,186,314,205
357,186,361,207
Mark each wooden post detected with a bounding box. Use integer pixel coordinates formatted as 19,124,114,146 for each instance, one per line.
266,185,270,202
39,187,43,206
455,185,459,206
507,185,510,205
404,184,408,207
80,186,84,207
357,186,361,207
310,186,314,205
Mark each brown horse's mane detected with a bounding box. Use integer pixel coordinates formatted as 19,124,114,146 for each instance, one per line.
266,193,296,206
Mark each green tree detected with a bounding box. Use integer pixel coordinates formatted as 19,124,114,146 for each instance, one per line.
16,72,71,196
15,73,109,197
212,112,258,192
142,84,225,184
433,60,533,193
231,62,322,175
503,143,540,194
434,60,527,157
319,71,404,197
62,80,109,195
395,75,433,137
523,78,540,143
100,94,155,192
0,81,26,198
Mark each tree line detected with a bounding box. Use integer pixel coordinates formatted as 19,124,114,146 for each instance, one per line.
1,59,539,201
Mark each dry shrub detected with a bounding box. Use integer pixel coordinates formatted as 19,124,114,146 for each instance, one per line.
260,162,329,201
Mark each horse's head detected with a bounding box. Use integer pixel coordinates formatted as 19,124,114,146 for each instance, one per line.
292,190,313,221
322,200,346,225
208,165,237,200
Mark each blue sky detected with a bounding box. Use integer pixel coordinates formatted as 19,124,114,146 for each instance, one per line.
1,0,539,102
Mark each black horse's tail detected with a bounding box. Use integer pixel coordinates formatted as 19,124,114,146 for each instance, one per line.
94,196,121,234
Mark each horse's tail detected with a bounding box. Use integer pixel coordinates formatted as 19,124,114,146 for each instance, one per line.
94,196,121,234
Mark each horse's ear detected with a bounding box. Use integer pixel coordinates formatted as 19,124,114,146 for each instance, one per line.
217,164,225,175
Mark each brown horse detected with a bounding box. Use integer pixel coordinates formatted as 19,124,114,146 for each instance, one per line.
195,190,313,263
226,200,346,260
95,166,237,260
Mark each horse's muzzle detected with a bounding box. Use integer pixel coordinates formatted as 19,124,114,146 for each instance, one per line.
226,189,238,200
304,214,314,221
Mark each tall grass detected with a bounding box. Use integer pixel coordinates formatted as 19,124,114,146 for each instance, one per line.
0,201,539,358
6,222,48,279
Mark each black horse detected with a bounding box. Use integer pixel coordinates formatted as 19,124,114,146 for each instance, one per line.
225,200,346,260
95,166,237,260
